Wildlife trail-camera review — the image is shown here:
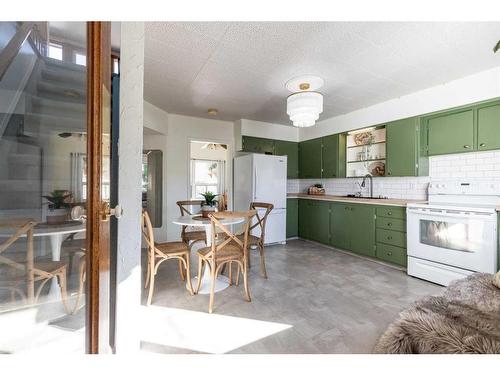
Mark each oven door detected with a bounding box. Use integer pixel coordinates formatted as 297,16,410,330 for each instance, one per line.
407,207,497,273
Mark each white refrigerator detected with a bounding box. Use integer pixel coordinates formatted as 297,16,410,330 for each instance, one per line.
233,153,287,245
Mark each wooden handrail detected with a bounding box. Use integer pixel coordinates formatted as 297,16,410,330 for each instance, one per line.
0,22,36,81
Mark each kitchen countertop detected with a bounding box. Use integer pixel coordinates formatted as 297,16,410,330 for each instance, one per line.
287,193,427,207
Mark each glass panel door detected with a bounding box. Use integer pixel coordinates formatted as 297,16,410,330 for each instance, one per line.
0,22,88,353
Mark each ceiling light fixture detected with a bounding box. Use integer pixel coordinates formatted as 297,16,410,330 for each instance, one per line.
286,75,324,128
207,108,218,116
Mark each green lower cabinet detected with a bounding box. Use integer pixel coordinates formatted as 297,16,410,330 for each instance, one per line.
286,198,298,238
275,140,299,178
330,203,351,250
376,228,406,248
376,243,407,267
298,199,311,239
298,199,330,244
330,203,375,257
349,205,376,257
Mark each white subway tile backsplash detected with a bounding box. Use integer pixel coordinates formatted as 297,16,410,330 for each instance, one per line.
287,150,500,200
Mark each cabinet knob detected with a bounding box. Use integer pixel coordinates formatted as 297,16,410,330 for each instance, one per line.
387,236,393,240
387,222,392,227
387,172,392,176
463,145,470,149
350,207,354,211
480,143,486,147
387,252,392,256
387,212,392,215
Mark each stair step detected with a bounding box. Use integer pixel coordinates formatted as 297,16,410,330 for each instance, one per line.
23,112,85,135
43,57,86,74
37,80,85,103
30,95,85,118
41,66,85,87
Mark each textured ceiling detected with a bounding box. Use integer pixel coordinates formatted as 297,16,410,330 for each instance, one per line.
144,22,500,125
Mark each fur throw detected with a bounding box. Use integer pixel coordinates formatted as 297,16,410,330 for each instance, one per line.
373,272,500,354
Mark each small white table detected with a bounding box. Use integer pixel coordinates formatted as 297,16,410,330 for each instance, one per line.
172,215,244,294
0,221,86,315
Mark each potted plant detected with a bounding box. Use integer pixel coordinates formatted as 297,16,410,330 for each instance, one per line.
200,192,218,218
42,190,73,224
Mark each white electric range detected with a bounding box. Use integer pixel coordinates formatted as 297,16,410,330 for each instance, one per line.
406,181,499,286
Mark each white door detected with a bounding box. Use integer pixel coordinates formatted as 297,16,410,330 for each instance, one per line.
253,154,287,208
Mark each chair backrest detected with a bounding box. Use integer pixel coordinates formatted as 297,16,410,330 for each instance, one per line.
177,200,204,216
141,210,156,252
208,210,256,259
249,202,274,240
0,219,37,255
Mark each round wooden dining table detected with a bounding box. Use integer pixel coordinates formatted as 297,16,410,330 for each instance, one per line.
172,215,244,294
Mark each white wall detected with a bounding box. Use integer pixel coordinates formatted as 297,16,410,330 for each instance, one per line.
237,118,299,146
143,101,168,135
299,67,500,141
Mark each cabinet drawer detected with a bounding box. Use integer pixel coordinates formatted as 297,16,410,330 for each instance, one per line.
376,228,406,248
376,243,407,267
376,217,406,232
376,206,406,220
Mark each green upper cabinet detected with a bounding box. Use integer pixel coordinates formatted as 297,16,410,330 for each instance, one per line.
241,136,275,154
322,134,346,178
275,140,299,178
426,109,475,156
299,138,322,179
386,117,428,177
477,102,500,151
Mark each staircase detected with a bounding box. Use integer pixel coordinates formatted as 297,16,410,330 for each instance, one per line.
0,53,86,219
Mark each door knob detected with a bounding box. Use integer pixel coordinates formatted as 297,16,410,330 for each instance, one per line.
101,202,123,221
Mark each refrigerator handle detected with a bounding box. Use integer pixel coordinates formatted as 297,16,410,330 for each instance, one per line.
253,167,257,200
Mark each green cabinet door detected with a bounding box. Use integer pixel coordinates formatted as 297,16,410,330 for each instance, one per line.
386,118,418,177
322,134,346,178
427,109,474,156
286,198,298,238
349,205,376,257
309,200,330,245
298,199,311,239
330,203,350,250
242,136,275,154
299,138,322,179
477,102,500,151
275,140,299,178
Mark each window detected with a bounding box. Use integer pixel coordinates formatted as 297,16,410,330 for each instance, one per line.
74,52,86,66
48,42,63,60
191,160,223,199
113,58,120,74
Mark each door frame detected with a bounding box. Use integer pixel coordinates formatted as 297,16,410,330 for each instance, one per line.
86,21,112,354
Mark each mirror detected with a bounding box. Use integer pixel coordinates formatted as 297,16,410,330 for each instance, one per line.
142,150,162,227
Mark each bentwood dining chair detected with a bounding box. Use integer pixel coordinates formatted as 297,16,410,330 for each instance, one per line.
142,211,193,305
0,219,70,313
176,200,207,250
195,210,256,313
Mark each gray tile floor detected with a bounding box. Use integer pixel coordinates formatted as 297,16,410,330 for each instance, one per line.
141,239,443,354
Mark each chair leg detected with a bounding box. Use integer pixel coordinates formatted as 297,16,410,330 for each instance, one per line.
228,262,233,286
259,243,268,279
71,258,86,314
208,260,216,314
195,257,205,294
178,259,186,281
57,270,71,314
235,263,241,286
146,256,156,306
145,251,151,289
184,255,194,296
242,261,251,302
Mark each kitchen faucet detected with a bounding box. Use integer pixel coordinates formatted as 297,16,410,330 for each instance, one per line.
361,174,373,198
